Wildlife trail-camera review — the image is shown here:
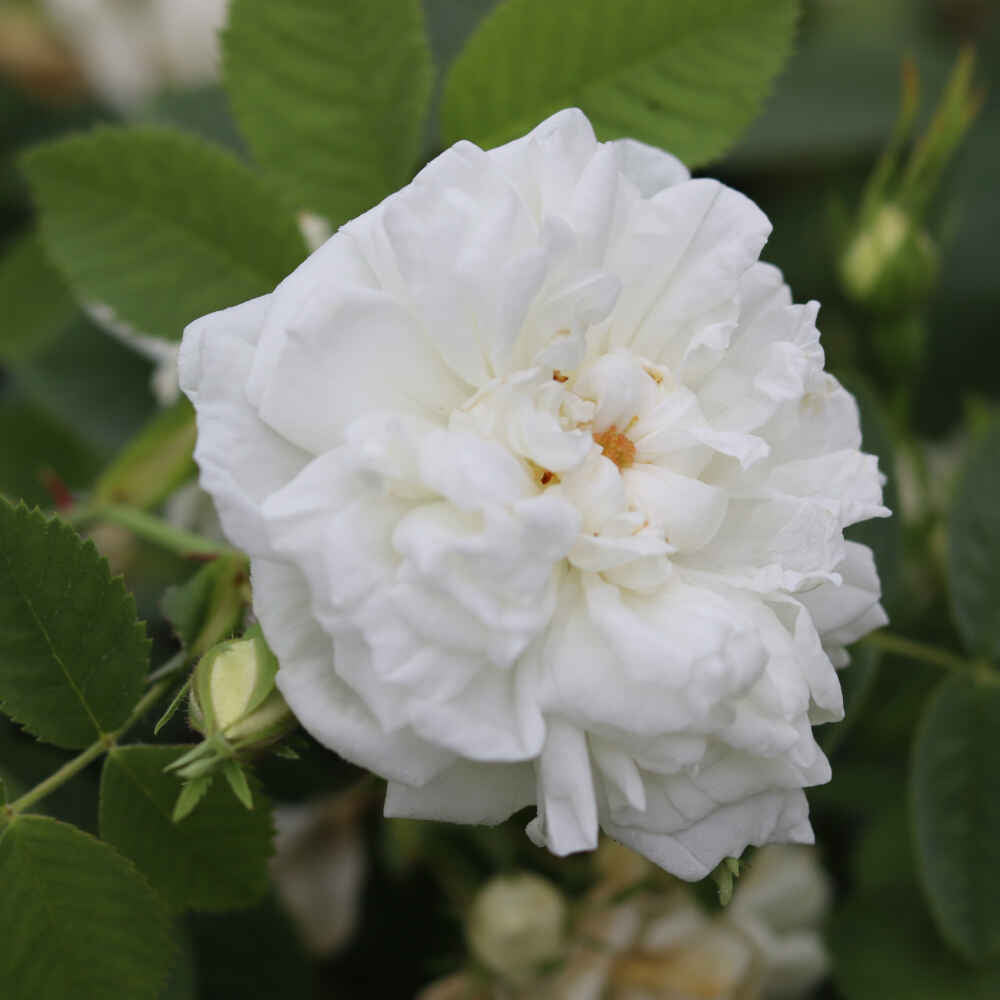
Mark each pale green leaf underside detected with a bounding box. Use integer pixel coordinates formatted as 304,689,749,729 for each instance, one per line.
224,0,433,225
0,500,149,749
949,420,1000,660
22,126,308,342
100,745,273,912
911,675,1000,963
443,0,800,168
0,815,174,1000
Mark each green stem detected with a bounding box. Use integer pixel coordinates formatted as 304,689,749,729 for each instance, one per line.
146,650,190,685
862,630,971,673
1,680,171,824
66,504,233,558
1,740,107,821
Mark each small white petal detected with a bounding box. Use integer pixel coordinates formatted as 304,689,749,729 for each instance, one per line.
529,720,599,855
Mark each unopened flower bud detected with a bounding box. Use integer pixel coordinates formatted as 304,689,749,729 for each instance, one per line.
91,397,198,510
467,873,567,983
840,203,938,310
190,628,294,747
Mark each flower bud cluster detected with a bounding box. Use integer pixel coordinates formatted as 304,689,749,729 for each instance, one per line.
420,844,830,999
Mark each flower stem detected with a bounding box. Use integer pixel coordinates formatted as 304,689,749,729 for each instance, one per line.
66,503,233,558
146,650,191,685
862,630,971,673
1,680,172,824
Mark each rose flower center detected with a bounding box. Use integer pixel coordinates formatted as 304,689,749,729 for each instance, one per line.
593,425,636,469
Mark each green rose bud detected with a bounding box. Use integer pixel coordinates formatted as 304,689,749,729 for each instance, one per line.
190,627,294,748
839,203,938,311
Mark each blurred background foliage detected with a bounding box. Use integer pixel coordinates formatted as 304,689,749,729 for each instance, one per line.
0,0,998,998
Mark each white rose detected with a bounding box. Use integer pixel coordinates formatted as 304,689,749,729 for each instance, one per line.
180,109,889,880
270,794,367,957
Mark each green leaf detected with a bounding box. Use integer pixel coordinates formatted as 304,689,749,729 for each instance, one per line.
911,673,1000,963
0,500,150,748
91,397,197,511
158,921,197,1000
22,126,308,342
100,745,273,912
441,0,800,166
222,760,254,810
137,85,248,156
851,798,915,893
10,315,158,457
831,886,1000,1000
949,420,1000,660
0,814,174,1000
0,231,77,363
171,774,213,823
188,895,311,998
223,0,433,224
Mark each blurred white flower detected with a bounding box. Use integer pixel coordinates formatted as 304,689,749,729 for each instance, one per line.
601,846,830,999
420,844,831,1000
467,873,568,984
42,0,228,110
181,109,888,879
726,846,831,999
270,791,368,957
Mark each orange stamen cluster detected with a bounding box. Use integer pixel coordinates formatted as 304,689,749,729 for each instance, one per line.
593,425,636,469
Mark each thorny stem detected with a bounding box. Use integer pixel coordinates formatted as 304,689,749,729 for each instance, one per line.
1,680,172,825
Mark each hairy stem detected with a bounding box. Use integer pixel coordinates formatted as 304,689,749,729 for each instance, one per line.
862,630,972,673
66,503,233,558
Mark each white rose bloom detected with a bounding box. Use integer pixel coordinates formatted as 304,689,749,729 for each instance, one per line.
180,110,889,880
42,0,227,111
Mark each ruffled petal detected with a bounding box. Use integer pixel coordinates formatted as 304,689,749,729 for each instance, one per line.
385,759,536,825
179,296,310,556
602,788,813,882
257,560,455,785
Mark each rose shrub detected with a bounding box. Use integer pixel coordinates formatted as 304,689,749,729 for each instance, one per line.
180,109,888,879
